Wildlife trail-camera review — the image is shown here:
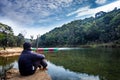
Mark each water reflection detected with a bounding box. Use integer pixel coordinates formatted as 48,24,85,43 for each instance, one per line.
46,48,120,80
47,61,100,80
12,61,18,69
0,48,120,80
0,57,14,79
58,47,81,51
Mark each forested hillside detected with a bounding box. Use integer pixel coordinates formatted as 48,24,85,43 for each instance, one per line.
37,8,120,47
0,23,24,49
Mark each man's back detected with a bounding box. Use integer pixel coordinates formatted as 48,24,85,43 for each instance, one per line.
18,50,44,76
18,42,47,76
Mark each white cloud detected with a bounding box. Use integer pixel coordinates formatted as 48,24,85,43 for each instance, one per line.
0,18,55,39
0,0,73,26
67,0,120,18
67,6,90,16
48,3,57,9
95,0,106,4
0,0,74,39
0,18,24,35
23,27,54,39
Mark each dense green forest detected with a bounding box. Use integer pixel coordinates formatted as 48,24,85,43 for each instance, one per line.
0,23,24,49
36,8,120,47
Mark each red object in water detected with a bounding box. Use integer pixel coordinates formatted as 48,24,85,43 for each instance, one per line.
37,48,44,51
49,48,54,52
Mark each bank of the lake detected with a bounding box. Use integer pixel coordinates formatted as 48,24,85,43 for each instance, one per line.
79,42,120,48
0,41,120,56
0,47,22,57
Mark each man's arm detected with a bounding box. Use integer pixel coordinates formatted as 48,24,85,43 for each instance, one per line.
31,52,45,60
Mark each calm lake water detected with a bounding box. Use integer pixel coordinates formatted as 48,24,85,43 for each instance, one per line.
0,48,120,80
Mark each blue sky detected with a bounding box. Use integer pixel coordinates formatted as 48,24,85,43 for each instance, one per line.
0,0,120,39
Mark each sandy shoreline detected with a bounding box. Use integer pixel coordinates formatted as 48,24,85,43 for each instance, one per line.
0,48,22,57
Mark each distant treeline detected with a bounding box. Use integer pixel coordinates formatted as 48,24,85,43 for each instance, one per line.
36,8,120,47
0,23,24,49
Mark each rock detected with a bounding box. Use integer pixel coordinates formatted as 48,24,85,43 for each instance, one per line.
6,68,51,80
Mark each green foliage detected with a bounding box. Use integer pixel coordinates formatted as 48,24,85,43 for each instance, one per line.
38,8,120,47
16,33,25,47
0,23,25,48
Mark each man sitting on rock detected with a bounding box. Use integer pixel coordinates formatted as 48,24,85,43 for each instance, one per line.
18,42,47,76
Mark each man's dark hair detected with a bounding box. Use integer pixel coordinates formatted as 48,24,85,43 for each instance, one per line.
23,42,31,50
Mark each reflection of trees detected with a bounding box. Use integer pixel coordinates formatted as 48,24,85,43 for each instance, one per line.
0,63,13,79
45,48,120,80
0,56,18,79
0,56,18,65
